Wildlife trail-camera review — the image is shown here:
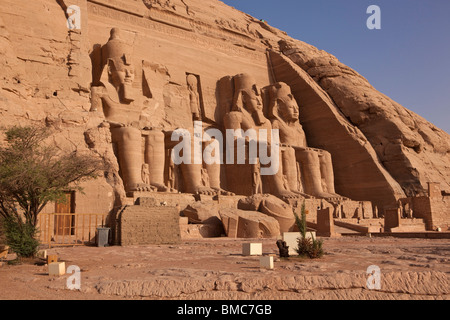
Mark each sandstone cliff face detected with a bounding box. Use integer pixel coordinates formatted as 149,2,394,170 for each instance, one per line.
277,39,450,197
0,0,119,212
0,0,448,213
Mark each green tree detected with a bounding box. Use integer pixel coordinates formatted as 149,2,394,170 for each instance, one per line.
0,126,104,257
294,201,308,239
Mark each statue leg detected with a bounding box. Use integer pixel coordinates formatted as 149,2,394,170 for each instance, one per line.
204,139,220,190
111,126,144,193
282,147,299,192
145,130,170,192
178,129,217,195
180,163,203,193
204,139,234,196
296,148,326,198
297,148,344,200
318,150,347,199
282,146,312,198
318,150,336,194
265,146,304,200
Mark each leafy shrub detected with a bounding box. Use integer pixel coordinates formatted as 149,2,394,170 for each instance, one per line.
296,236,312,257
307,233,324,259
295,232,324,259
2,215,39,258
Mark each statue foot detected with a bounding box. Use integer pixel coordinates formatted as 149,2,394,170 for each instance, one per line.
212,187,235,196
133,184,157,192
292,191,314,199
151,183,177,193
277,190,304,201
314,192,347,202
195,186,218,196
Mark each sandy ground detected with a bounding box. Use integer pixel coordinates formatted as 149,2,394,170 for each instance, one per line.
0,236,448,300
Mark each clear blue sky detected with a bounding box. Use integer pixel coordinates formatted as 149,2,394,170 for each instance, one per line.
221,0,450,134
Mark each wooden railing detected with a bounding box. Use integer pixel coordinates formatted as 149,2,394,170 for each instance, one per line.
38,213,107,248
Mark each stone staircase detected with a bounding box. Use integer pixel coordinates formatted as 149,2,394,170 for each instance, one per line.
389,218,427,232
334,217,427,234
334,218,384,234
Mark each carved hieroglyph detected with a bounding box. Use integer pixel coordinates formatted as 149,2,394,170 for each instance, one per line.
187,73,202,121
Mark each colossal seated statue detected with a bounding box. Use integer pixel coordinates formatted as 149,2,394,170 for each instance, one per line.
171,114,234,197
266,82,344,200
223,73,303,201
91,28,170,194
169,74,233,196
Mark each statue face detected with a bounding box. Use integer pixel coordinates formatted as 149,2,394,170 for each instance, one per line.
277,90,299,122
279,96,299,121
232,74,267,125
108,58,135,102
242,85,263,114
109,61,135,88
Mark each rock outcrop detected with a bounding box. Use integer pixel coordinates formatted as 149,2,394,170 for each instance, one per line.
278,39,450,198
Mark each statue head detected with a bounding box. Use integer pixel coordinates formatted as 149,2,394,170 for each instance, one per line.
186,74,198,91
232,73,266,125
268,82,299,123
102,28,135,103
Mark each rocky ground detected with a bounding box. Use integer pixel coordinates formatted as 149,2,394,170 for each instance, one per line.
0,236,448,300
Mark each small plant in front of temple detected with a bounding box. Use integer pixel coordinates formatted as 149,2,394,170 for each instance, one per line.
2,215,39,259
293,201,324,259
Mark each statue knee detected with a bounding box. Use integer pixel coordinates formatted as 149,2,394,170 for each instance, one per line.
318,149,332,160
120,126,141,143
299,149,320,164
146,130,164,143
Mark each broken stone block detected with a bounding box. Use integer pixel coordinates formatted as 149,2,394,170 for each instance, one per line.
47,255,58,264
181,202,224,237
0,250,7,260
48,262,65,276
36,250,47,260
316,207,340,237
220,208,280,238
119,205,181,245
182,201,220,223
237,194,266,211
242,243,262,256
237,211,280,238
179,217,189,225
260,255,274,269
259,195,296,233
219,209,239,238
